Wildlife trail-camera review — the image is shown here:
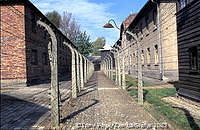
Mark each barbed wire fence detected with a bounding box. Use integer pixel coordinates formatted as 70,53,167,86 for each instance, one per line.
101,4,180,104
1,4,94,127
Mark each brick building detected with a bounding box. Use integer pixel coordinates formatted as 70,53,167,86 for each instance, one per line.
176,0,200,101
0,0,76,86
116,0,179,81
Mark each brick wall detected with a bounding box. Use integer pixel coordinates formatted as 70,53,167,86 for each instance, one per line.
0,4,27,85
121,4,161,80
1,2,72,86
120,1,178,81
24,5,72,85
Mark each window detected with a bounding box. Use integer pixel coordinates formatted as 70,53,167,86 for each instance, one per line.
147,48,151,64
31,50,38,65
154,45,159,64
132,53,136,65
43,31,47,39
189,47,198,71
179,0,187,9
60,36,63,48
42,52,48,65
141,50,145,65
126,33,132,41
179,0,194,9
31,12,36,33
153,9,157,26
145,16,149,30
136,32,138,38
59,57,62,65
140,23,143,34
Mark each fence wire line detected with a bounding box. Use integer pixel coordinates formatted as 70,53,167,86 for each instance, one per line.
1,5,92,101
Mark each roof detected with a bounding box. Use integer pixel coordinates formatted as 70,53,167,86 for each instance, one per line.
112,39,121,49
122,13,137,30
87,56,102,63
99,44,112,51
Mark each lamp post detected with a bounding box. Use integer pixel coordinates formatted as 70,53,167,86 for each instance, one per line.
103,19,143,104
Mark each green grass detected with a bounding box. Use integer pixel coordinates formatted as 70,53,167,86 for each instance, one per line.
0,88,19,90
127,88,200,130
125,75,152,87
113,74,116,81
112,74,154,87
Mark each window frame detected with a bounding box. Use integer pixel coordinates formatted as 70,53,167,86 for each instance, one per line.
154,45,159,65
178,0,195,10
31,49,38,65
42,52,48,65
189,46,199,72
147,47,151,65
31,12,36,33
141,50,145,65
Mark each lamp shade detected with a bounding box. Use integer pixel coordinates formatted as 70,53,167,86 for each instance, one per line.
103,23,114,28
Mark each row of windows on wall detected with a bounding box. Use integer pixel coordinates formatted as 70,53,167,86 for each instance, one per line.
141,45,159,65
126,9,157,41
31,49,68,66
126,44,159,66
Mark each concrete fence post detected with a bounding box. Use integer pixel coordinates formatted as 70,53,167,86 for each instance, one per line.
87,60,90,80
107,54,113,80
83,57,87,83
105,58,108,77
79,54,84,88
63,42,77,98
114,53,118,85
107,58,111,79
74,50,81,92
118,52,122,86
122,54,126,89
37,20,60,127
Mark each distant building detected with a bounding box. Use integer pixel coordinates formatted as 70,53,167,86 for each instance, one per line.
176,0,200,101
116,0,178,81
87,56,101,71
99,44,114,70
99,44,113,58
0,0,76,86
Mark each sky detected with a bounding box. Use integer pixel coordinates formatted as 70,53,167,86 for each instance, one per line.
30,0,148,46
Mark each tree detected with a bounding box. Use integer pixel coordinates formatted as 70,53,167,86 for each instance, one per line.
75,31,93,56
45,11,61,28
60,11,81,42
92,37,106,56
46,11,93,56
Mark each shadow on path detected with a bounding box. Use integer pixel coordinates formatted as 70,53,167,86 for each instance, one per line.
0,94,49,129
61,99,99,123
78,88,97,97
172,106,200,130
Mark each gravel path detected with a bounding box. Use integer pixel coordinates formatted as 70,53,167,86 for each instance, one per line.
60,72,159,129
1,72,165,129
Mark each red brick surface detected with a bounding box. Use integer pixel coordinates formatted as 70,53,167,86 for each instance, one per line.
0,5,27,80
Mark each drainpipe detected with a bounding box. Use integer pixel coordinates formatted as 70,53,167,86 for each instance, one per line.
152,0,164,80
